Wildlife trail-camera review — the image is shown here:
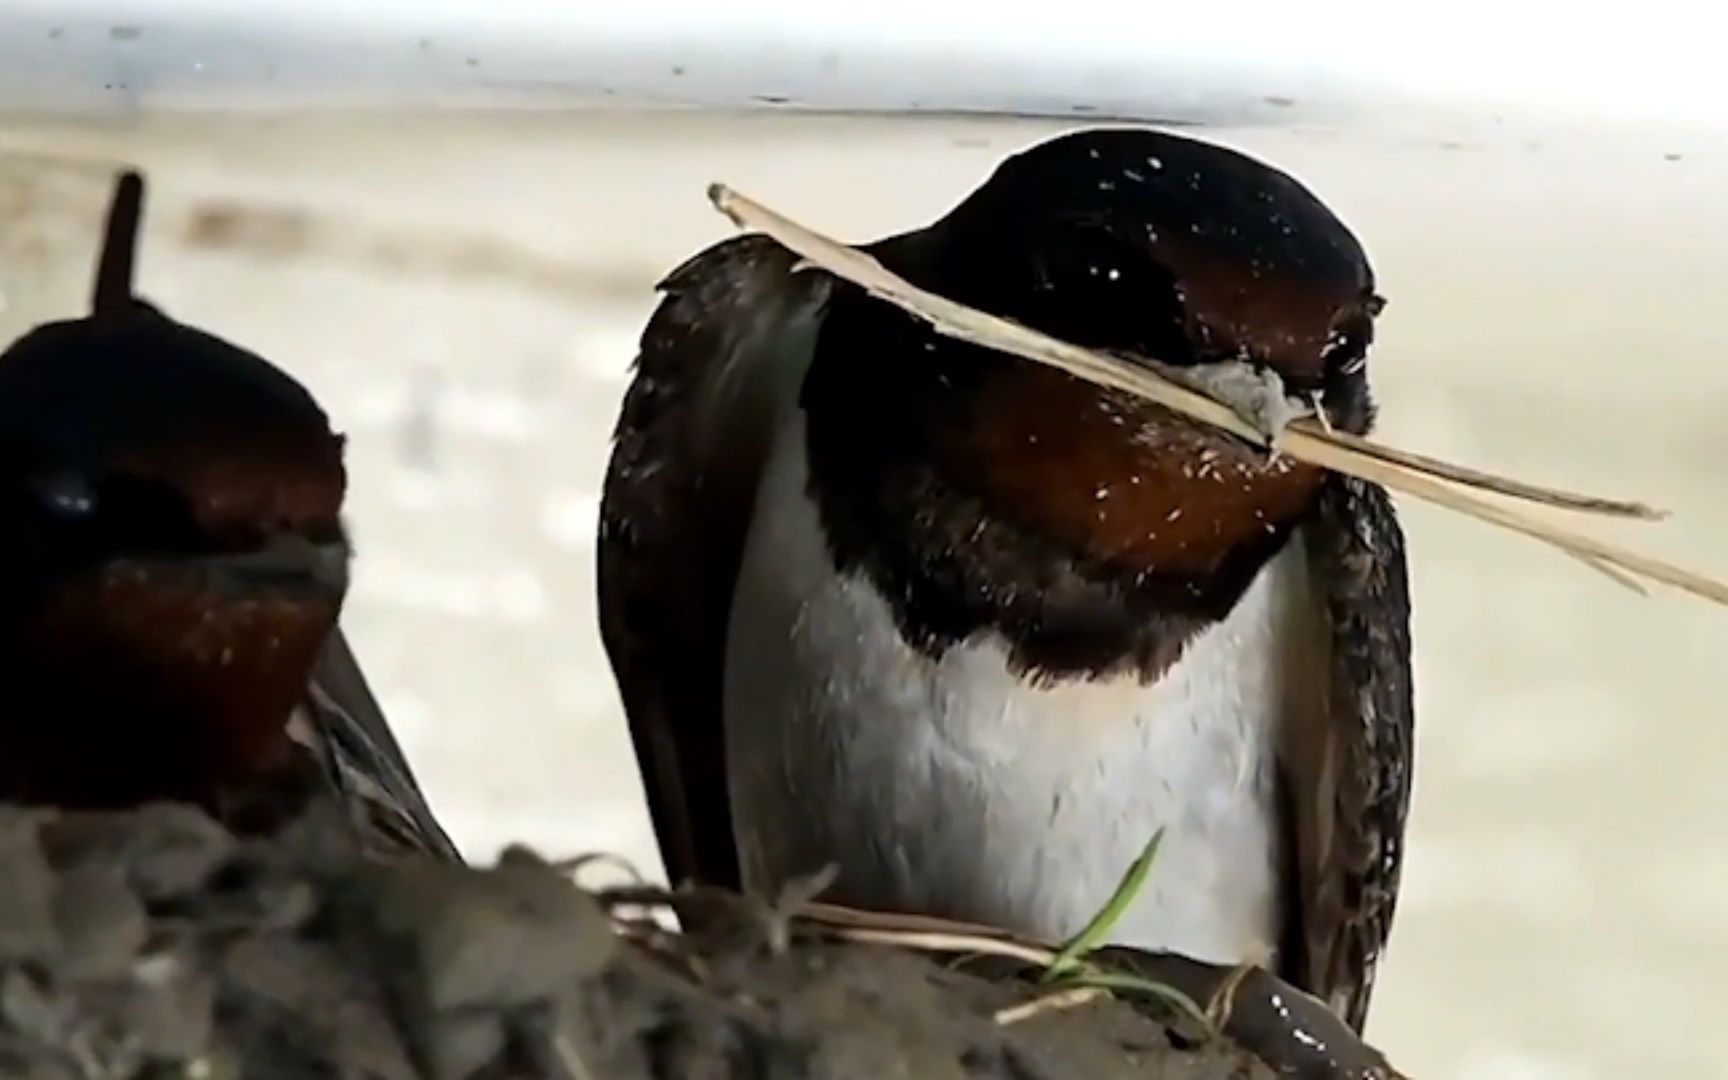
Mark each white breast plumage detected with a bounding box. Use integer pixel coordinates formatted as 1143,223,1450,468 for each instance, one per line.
723,414,1329,966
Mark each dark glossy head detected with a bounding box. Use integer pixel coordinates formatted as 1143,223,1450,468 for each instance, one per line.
0,312,348,580
0,171,349,815
919,126,1383,407
0,171,347,600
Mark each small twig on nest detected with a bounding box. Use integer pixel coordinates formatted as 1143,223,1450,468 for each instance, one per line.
993,985,1109,1026
708,184,1728,608
795,887,1211,1031
553,1035,596,1080
806,922,1061,969
1203,962,1259,1032
551,852,650,888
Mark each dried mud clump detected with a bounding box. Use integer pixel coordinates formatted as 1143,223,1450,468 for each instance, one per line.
0,804,1400,1079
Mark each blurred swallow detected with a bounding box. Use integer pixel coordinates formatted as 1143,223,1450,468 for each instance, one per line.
0,171,457,859
600,128,1414,1030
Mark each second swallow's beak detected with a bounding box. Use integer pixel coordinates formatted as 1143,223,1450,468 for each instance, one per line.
204,534,350,599
112,534,351,602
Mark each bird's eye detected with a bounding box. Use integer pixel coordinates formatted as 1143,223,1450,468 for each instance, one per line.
1320,314,1375,378
30,470,99,520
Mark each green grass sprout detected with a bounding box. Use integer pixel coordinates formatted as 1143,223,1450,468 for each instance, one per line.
1042,828,1165,982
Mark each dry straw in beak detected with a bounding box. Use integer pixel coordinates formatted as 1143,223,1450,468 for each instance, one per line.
708,183,1728,608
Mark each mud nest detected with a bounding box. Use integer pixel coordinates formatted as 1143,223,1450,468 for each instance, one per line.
0,804,1403,1079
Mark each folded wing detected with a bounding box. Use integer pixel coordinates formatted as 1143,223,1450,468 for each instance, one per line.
297,626,464,860
1286,477,1415,1032
598,236,834,890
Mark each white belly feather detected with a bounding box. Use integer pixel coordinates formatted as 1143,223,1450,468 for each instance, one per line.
723,415,1327,966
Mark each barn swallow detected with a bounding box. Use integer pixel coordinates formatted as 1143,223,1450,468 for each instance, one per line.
599,127,1414,1031
0,171,457,860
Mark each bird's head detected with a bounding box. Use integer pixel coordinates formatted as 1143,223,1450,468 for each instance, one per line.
804,128,1388,667
0,172,349,809
921,126,1384,430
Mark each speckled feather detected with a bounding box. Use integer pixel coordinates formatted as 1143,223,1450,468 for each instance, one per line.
1299,476,1414,1031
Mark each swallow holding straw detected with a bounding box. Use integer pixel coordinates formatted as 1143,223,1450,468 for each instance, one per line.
599,127,1413,1031
0,170,456,860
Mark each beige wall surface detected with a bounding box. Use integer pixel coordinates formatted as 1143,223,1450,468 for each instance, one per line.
2,110,1725,1078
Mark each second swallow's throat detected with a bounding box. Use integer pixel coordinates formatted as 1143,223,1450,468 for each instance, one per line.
0,583,335,826
0,676,310,819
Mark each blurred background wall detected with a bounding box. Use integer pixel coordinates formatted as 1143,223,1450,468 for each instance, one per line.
1,32,1726,1079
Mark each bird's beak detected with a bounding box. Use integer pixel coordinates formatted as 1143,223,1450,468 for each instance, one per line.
183,534,351,601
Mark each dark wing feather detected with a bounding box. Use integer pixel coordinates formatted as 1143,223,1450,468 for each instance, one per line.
1287,476,1415,1032
294,625,463,861
597,236,832,890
